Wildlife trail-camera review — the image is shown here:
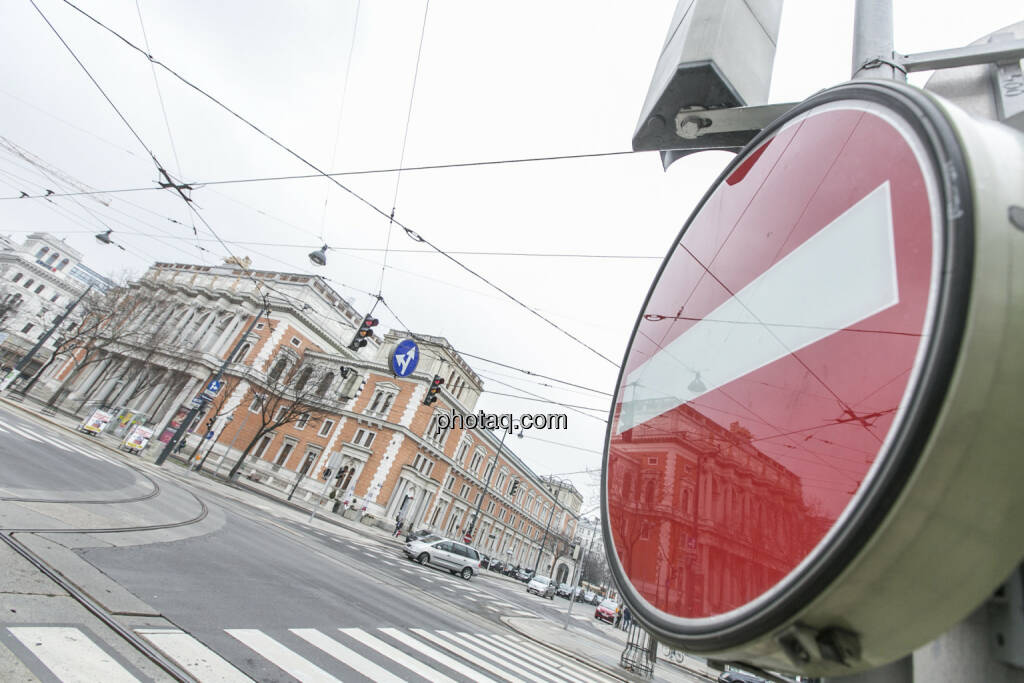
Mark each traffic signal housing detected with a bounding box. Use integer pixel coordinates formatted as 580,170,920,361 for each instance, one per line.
423,375,444,405
348,316,379,350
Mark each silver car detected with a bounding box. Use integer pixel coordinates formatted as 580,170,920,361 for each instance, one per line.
404,537,481,580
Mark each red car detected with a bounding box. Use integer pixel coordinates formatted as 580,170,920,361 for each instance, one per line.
595,598,618,624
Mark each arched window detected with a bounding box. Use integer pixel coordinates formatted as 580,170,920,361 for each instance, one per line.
34,285,44,294
11,272,22,283
294,366,313,392
268,358,288,383
57,258,69,271
316,372,334,397
36,247,48,259
45,253,58,266
22,278,33,289
232,342,251,363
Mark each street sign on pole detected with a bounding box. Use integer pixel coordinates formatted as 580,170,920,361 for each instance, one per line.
603,81,1024,676
390,339,420,378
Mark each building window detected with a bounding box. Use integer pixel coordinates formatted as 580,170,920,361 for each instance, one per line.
248,395,265,413
296,413,310,430
445,474,455,490
21,323,34,334
233,342,251,363
290,336,301,347
268,358,288,384
454,439,470,466
274,405,289,422
412,453,434,477
318,419,334,438
252,434,273,459
22,278,33,289
425,412,449,447
495,471,507,493
316,372,334,397
469,450,483,474
255,322,265,330
34,285,44,294
49,294,59,303
486,500,495,514
366,387,396,418
11,272,22,283
293,366,313,392
36,247,48,259
352,428,376,448
273,440,296,467
460,484,471,499
57,258,69,271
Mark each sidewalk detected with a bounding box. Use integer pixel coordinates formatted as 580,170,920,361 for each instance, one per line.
502,615,717,683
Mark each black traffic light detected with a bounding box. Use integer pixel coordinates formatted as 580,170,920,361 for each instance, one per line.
349,316,379,350
206,416,215,430
509,480,520,497
322,468,332,480
423,375,444,405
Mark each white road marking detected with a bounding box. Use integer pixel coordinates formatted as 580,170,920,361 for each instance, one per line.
8,626,141,683
505,634,611,681
375,628,491,683
291,628,404,683
136,628,252,682
341,628,463,683
618,181,899,433
458,631,582,683
3,423,44,442
226,629,340,683
411,629,531,683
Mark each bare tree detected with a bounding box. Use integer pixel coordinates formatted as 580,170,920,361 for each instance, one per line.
226,357,335,480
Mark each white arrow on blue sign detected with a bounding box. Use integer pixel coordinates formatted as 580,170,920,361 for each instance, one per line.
391,339,420,378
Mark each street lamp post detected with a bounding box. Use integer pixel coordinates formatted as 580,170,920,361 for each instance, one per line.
193,414,232,472
564,531,597,630
533,476,571,575
466,427,517,541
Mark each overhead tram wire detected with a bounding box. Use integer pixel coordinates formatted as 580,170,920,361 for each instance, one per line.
378,0,429,298
134,0,202,255
0,149,644,202
318,0,361,248
58,0,620,368
30,1,285,306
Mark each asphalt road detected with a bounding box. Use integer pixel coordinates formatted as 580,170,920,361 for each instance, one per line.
0,404,621,683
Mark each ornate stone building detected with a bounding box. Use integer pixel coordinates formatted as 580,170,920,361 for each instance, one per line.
49,261,580,569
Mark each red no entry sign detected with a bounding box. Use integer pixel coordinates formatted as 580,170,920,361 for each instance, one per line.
603,82,1024,673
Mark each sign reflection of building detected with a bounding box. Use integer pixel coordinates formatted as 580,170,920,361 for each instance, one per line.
608,401,810,618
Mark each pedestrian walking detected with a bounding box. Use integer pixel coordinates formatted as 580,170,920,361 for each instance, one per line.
175,436,188,455
393,517,404,537
621,605,632,630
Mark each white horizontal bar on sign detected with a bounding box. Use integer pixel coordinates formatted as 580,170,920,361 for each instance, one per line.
618,182,899,433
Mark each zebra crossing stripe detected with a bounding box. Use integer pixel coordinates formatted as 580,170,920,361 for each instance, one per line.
291,629,404,683
135,628,252,682
3,423,43,442
37,434,75,451
7,626,141,683
456,631,586,683
504,634,609,681
226,629,340,683
356,630,471,683
411,629,532,683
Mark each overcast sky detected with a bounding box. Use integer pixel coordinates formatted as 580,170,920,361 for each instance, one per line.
1,0,1019,511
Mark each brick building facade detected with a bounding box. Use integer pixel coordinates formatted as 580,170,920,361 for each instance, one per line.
47,262,580,571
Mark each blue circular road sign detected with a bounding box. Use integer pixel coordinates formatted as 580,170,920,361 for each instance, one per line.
391,339,420,377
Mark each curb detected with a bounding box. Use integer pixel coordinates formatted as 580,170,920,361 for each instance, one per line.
499,616,637,683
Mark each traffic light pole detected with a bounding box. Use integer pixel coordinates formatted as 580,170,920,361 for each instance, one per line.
852,0,897,80
154,307,266,466
564,533,596,630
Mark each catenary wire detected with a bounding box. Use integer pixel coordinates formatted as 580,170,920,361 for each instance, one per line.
56,0,620,368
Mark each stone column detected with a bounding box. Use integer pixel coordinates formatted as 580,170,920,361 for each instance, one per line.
156,376,200,431
171,305,196,337
209,313,240,356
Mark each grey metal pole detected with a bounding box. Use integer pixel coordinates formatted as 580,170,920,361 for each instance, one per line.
564,533,596,630
852,0,899,80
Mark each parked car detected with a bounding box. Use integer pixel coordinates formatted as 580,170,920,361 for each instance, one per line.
526,575,556,599
405,529,437,544
717,671,766,683
581,590,596,604
595,598,618,624
555,583,574,598
515,568,535,582
590,592,603,606
479,555,492,570
503,564,520,577
403,537,481,580
488,560,505,573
